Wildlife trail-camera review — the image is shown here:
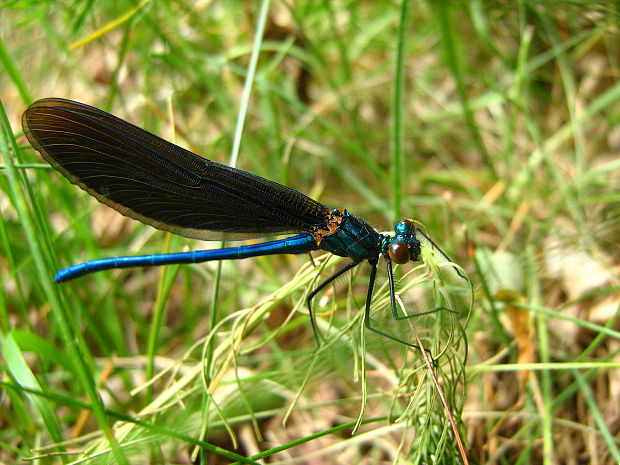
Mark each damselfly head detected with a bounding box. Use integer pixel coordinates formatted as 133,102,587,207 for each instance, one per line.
388,219,421,264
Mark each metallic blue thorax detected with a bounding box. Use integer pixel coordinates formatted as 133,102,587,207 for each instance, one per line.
318,211,383,262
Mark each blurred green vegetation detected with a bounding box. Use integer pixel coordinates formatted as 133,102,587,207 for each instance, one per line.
1,1,619,464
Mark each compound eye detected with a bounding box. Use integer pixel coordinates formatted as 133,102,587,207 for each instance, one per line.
388,241,410,264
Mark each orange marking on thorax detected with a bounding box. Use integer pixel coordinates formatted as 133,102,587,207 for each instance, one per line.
311,208,345,246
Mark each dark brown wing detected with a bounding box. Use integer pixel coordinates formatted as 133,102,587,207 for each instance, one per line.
23,98,330,241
